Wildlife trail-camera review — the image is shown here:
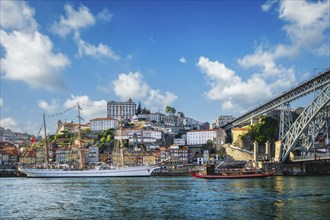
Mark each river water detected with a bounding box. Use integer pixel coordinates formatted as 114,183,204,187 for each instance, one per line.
1,176,330,219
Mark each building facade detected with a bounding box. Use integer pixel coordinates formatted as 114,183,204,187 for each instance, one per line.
107,98,136,120
57,120,90,134
90,118,119,131
115,128,163,144
186,129,219,145
173,138,186,146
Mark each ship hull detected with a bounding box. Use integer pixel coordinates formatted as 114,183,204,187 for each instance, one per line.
19,166,158,178
191,172,274,179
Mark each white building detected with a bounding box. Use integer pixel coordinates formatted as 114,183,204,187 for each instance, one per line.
88,146,99,163
137,112,180,126
107,98,136,120
90,118,119,131
183,117,202,130
115,128,162,144
186,129,218,145
57,120,90,134
0,127,15,143
173,138,186,146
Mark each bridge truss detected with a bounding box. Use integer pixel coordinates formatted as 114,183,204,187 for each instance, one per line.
281,84,330,162
221,69,330,162
222,69,330,130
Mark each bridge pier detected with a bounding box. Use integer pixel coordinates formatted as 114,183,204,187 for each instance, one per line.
253,141,258,164
274,140,282,162
265,141,270,160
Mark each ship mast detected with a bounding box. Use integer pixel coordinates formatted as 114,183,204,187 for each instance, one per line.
119,106,125,167
43,113,49,167
76,102,84,169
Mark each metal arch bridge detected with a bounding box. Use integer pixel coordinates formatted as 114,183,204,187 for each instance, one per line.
221,68,330,162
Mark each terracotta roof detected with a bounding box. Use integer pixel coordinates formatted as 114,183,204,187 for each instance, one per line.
90,117,116,121
2,147,19,156
187,129,219,132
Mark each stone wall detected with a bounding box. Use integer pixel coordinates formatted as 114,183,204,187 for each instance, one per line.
224,144,253,161
282,161,330,175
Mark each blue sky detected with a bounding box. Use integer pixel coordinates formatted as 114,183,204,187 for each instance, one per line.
1,0,329,134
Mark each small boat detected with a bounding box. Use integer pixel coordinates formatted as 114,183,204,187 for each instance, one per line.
191,170,275,179
191,162,275,179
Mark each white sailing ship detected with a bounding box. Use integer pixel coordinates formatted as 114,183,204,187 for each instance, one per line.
19,165,158,178
19,103,159,178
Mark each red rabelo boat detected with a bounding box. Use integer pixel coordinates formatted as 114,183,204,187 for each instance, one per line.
191,161,275,179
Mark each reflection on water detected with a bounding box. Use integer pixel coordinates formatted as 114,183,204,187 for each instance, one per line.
1,176,330,219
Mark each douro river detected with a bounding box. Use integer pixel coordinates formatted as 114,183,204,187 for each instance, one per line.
1,176,330,219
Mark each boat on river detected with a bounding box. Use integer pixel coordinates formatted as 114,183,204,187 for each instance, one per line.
191,161,274,179
19,165,158,178
191,169,275,179
19,103,159,178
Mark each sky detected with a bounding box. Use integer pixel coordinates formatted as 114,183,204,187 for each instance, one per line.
0,0,329,135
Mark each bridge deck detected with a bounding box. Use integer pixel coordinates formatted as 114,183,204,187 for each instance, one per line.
292,153,330,162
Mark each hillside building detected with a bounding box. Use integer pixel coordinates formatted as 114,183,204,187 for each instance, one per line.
90,118,119,131
107,98,136,120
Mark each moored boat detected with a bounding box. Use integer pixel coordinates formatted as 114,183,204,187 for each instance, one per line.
19,103,159,178
191,162,275,179
191,170,275,179
19,165,158,178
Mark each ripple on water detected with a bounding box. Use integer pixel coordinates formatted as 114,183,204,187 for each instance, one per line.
1,176,330,219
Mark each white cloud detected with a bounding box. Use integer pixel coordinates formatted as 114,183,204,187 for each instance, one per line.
64,95,107,120
0,117,17,129
37,99,59,113
0,1,70,91
197,56,274,112
279,0,329,52
0,1,37,33
314,43,330,56
179,57,187,64
50,4,95,38
0,98,3,107
51,4,119,60
74,33,120,60
97,8,113,22
112,71,178,111
144,90,177,112
239,0,329,79
1,30,69,91
261,0,278,12
279,0,329,28
227,0,328,113
113,72,150,100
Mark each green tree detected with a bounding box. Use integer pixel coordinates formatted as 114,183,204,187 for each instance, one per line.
165,106,176,115
177,112,185,118
202,139,215,154
137,101,142,115
106,134,112,142
171,107,176,115
166,106,172,115
247,116,278,144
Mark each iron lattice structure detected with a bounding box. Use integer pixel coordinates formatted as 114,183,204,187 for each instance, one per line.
222,69,330,131
279,103,293,140
220,69,330,162
281,84,330,161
